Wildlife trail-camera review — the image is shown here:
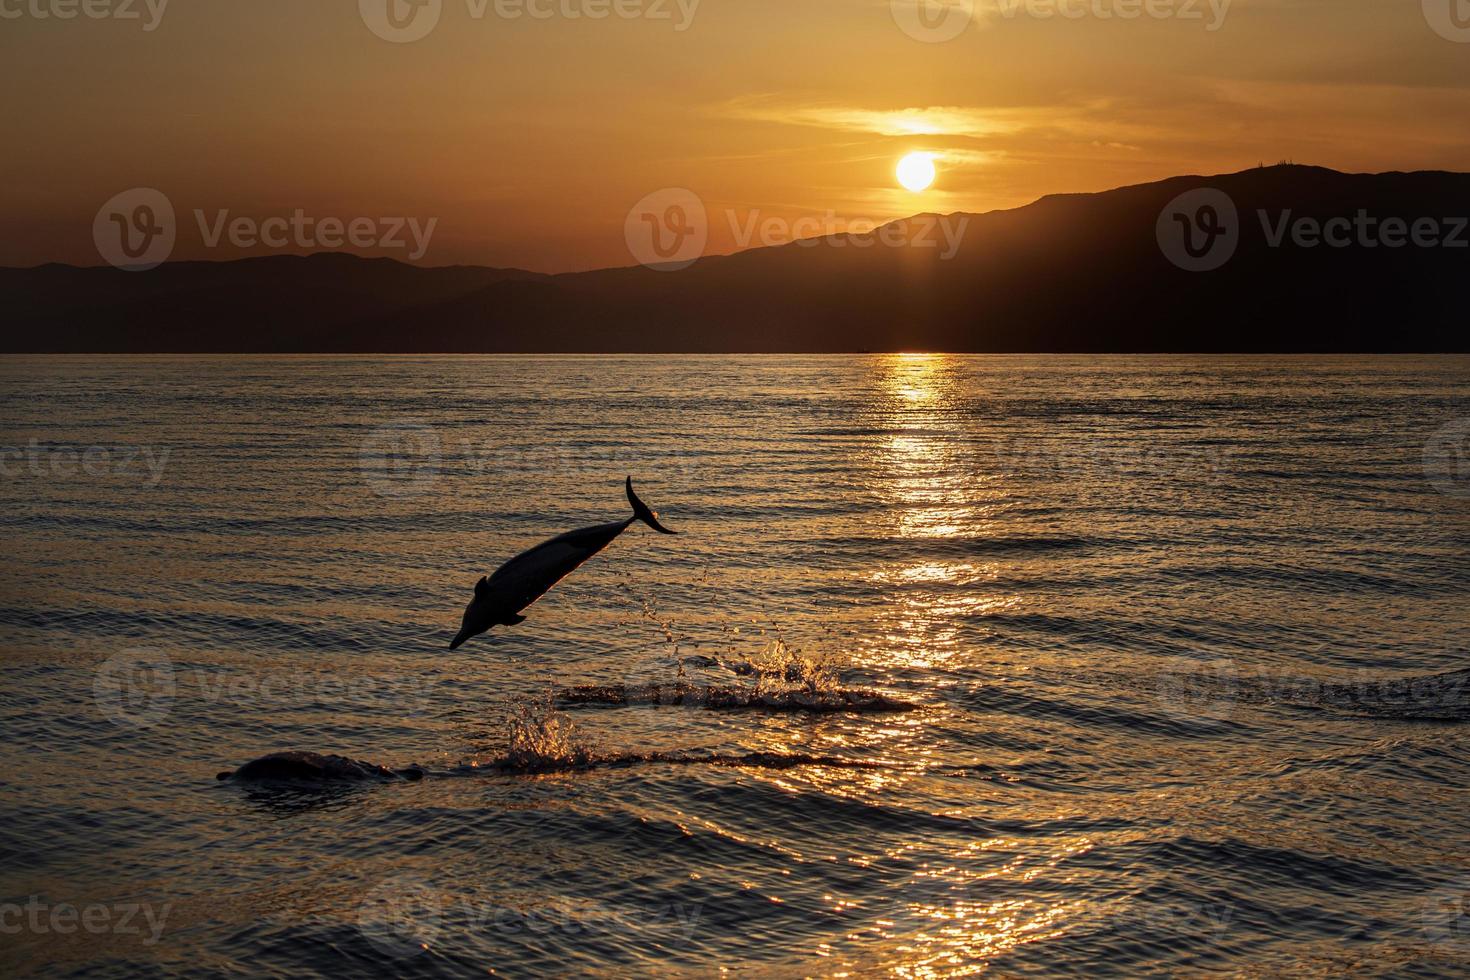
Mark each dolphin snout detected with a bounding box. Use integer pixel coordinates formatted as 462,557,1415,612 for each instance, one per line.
449,632,469,651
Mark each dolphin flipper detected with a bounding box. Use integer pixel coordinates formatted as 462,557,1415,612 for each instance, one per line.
626,477,679,535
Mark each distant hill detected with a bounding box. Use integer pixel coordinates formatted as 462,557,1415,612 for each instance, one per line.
4,166,1467,352
0,254,544,353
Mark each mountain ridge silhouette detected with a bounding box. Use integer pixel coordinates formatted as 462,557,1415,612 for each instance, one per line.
5,165,1467,352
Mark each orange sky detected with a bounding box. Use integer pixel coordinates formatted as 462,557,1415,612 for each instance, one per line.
3,0,1469,271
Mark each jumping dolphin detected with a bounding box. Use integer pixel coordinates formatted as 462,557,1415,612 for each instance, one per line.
450,477,678,650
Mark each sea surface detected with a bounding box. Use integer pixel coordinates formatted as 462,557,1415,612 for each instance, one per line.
1,354,1468,978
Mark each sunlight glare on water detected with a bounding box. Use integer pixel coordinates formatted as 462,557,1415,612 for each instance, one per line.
1,354,1468,977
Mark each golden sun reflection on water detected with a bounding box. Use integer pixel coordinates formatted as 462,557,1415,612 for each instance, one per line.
740,712,938,800
860,355,1021,673
864,835,1099,977
771,356,1064,974
887,352,952,405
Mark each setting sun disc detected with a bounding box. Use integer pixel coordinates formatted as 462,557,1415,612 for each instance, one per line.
896,152,937,192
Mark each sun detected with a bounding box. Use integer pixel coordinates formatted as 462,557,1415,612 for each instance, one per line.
896,152,936,192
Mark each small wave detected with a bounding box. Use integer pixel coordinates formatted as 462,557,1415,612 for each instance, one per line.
794,426,945,437
557,683,917,714
218,694,910,788
1156,562,1450,597
444,750,895,777
953,683,1241,737
799,534,1098,560
0,605,377,652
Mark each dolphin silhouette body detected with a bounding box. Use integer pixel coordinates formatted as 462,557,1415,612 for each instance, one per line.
216,751,424,783
450,477,677,650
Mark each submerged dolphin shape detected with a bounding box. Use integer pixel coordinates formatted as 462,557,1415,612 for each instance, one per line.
450,477,678,650
216,751,424,783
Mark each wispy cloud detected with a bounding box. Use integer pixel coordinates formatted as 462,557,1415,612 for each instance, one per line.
720,97,1026,139
713,94,1204,151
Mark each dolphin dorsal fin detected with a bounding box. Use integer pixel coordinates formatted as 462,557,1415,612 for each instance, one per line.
474,576,490,598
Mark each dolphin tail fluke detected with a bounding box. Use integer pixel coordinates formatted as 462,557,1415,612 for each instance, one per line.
626,476,679,535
